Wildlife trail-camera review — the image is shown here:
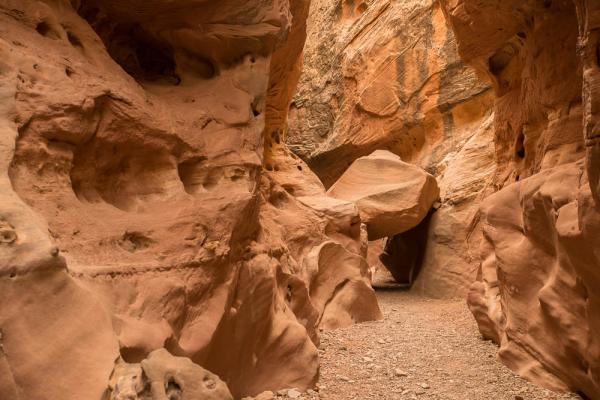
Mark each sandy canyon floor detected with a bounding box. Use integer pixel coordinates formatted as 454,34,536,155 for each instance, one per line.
276,278,584,400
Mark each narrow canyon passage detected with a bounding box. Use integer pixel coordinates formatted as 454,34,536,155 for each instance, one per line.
2,0,600,399
316,289,582,400
248,278,584,400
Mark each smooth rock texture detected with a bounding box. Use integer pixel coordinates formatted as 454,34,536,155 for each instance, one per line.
288,0,497,298
4,0,600,398
327,150,439,240
441,0,600,397
469,161,600,397
0,1,381,399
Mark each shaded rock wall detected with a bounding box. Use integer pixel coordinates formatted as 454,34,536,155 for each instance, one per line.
0,0,381,399
290,0,600,395
287,0,496,298
441,0,600,397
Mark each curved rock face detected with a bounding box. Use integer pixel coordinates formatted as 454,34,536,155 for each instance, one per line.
287,0,497,298
0,1,381,399
287,0,491,186
441,0,600,396
327,150,439,240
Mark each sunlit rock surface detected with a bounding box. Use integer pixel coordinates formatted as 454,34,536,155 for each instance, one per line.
327,150,439,240
287,0,496,298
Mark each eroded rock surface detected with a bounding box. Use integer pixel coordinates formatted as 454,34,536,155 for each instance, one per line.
441,0,600,397
0,0,381,399
327,150,439,240
468,162,598,393
287,0,491,185
287,0,497,298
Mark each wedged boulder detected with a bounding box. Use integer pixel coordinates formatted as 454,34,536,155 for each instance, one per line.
286,0,492,188
287,0,496,299
295,195,364,247
327,150,439,240
107,348,233,400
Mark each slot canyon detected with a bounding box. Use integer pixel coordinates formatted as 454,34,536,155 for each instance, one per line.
0,0,598,399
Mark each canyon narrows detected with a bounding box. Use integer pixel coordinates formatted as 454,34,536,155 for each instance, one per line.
0,1,598,400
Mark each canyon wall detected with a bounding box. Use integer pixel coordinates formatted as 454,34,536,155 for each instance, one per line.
440,0,600,397
287,0,496,298
3,0,599,398
290,0,600,396
0,0,382,399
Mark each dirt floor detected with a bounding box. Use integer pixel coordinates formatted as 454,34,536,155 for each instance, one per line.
312,289,582,400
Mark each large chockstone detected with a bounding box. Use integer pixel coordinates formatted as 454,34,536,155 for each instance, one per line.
327,150,439,240
286,0,496,299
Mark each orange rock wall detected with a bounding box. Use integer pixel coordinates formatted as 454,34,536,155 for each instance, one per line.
441,0,600,397
0,1,381,398
287,0,497,298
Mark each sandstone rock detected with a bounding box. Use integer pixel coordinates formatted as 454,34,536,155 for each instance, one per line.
10,0,600,398
0,0,381,399
441,0,600,397
327,150,439,240
287,0,491,187
287,0,495,298
468,162,599,396
107,348,233,400
410,112,496,296
295,195,363,248
301,241,383,330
